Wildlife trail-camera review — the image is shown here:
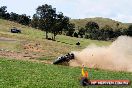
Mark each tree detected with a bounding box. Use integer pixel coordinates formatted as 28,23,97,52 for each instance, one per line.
101,25,113,40
114,29,122,38
85,21,99,30
78,27,85,38
51,13,74,40
126,25,132,36
116,23,119,30
73,32,78,38
121,28,128,35
18,14,31,25
10,12,19,22
35,4,72,40
50,12,64,40
31,14,39,28
36,4,56,39
0,6,7,18
85,21,99,40
64,23,75,37
4,12,10,20
0,6,10,20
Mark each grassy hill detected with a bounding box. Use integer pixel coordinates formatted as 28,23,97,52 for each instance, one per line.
70,17,129,30
0,19,132,88
0,19,110,60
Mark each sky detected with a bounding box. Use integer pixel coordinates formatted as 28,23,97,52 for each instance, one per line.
1,0,132,23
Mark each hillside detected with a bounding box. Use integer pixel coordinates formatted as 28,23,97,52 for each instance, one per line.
70,17,129,30
0,19,110,61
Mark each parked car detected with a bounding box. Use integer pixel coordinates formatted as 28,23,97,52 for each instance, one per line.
10,27,21,33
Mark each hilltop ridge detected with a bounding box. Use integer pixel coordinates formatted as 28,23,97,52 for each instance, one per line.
70,17,129,30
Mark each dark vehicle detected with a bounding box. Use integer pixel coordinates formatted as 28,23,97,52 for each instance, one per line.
11,28,21,33
76,42,80,46
53,53,74,64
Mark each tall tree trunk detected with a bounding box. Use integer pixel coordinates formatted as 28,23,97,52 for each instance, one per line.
45,30,48,39
53,32,56,40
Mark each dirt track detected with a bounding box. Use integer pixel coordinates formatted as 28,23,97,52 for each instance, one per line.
0,37,18,42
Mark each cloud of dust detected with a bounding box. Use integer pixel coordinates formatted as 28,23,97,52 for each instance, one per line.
70,36,132,72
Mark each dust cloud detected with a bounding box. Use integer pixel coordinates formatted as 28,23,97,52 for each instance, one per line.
70,36,132,72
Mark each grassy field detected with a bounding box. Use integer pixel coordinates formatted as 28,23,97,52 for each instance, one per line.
0,58,132,88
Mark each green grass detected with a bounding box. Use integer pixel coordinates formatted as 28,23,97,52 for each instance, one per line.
0,58,132,88
56,35,110,48
0,41,23,51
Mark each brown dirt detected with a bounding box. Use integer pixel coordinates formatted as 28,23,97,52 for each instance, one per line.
23,43,45,52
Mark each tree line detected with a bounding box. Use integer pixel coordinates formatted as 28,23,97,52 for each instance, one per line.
0,5,132,41
0,6,31,25
77,21,132,40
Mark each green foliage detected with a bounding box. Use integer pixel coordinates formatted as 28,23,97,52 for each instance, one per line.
126,25,132,36
33,4,74,40
78,27,85,38
73,32,78,38
75,20,131,41
30,14,39,28
0,6,31,25
99,25,114,40
85,21,99,40
17,14,30,25
36,4,55,39
0,6,7,19
10,12,19,21
85,21,99,30
70,17,132,40
65,23,75,37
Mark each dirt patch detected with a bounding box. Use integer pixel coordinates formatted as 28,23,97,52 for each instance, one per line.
23,43,45,52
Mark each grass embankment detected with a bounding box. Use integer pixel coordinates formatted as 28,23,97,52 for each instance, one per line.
0,58,132,88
